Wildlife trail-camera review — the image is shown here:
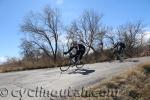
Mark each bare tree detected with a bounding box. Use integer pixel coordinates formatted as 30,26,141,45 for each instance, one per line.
20,39,33,60
96,26,109,52
67,10,103,55
21,6,61,63
105,27,117,48
116,21,145,56
20,39,40,63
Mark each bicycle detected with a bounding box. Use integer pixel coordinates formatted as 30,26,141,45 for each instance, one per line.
60,52,85,72
113,48,124,62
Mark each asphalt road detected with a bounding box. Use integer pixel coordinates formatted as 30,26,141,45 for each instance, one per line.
0,57,149,100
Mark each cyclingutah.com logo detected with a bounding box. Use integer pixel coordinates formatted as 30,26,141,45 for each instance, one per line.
0,86,121,100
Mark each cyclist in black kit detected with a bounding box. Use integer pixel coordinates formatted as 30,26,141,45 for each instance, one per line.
114,42,126,55
113,42,126,62
64,41,86,63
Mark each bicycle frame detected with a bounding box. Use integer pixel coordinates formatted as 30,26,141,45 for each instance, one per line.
60,52,84,72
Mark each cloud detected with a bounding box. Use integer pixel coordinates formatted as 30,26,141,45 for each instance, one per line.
144,31,150,41
142,27,150,42
56,0,64,5
0,57,7,64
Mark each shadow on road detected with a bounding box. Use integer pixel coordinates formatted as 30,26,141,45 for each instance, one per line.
125,59,139,62
68,68,95,75
108,59,139,63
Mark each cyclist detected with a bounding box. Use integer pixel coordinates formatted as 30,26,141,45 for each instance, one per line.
64,41,86,63
113,42,126,61
114,42,126,54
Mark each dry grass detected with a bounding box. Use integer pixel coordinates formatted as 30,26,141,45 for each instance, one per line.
0,51,111,73
101,63,150,100
68,63,150,100
0,58,56,73
0,48,148,73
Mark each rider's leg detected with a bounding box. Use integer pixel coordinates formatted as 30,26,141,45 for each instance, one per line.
73,49,85,63
79,50,85,60
118,48,124,62
74,50,80,63
119,47,124,55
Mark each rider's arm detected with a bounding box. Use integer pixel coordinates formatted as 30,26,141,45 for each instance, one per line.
114,42,120,48
65,46,74,54
114,43,117,48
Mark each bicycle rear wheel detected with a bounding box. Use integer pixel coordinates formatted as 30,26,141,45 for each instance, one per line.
76,64,84,69
116,53,124,62
76,61,85,69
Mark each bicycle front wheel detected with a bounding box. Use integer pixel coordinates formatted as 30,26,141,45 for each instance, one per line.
60,58,73,72
60,65,71,72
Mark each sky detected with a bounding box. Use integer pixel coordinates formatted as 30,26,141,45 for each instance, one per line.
0,0,150,62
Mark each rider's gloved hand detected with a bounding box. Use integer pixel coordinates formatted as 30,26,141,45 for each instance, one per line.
63,52,67,55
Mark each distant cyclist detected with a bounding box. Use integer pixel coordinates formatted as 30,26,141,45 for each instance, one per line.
114,42,126,54
113,42,126,61
64,41,86,63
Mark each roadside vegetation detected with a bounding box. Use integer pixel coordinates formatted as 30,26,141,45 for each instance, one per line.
0,5,150,72
68,63,150,100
